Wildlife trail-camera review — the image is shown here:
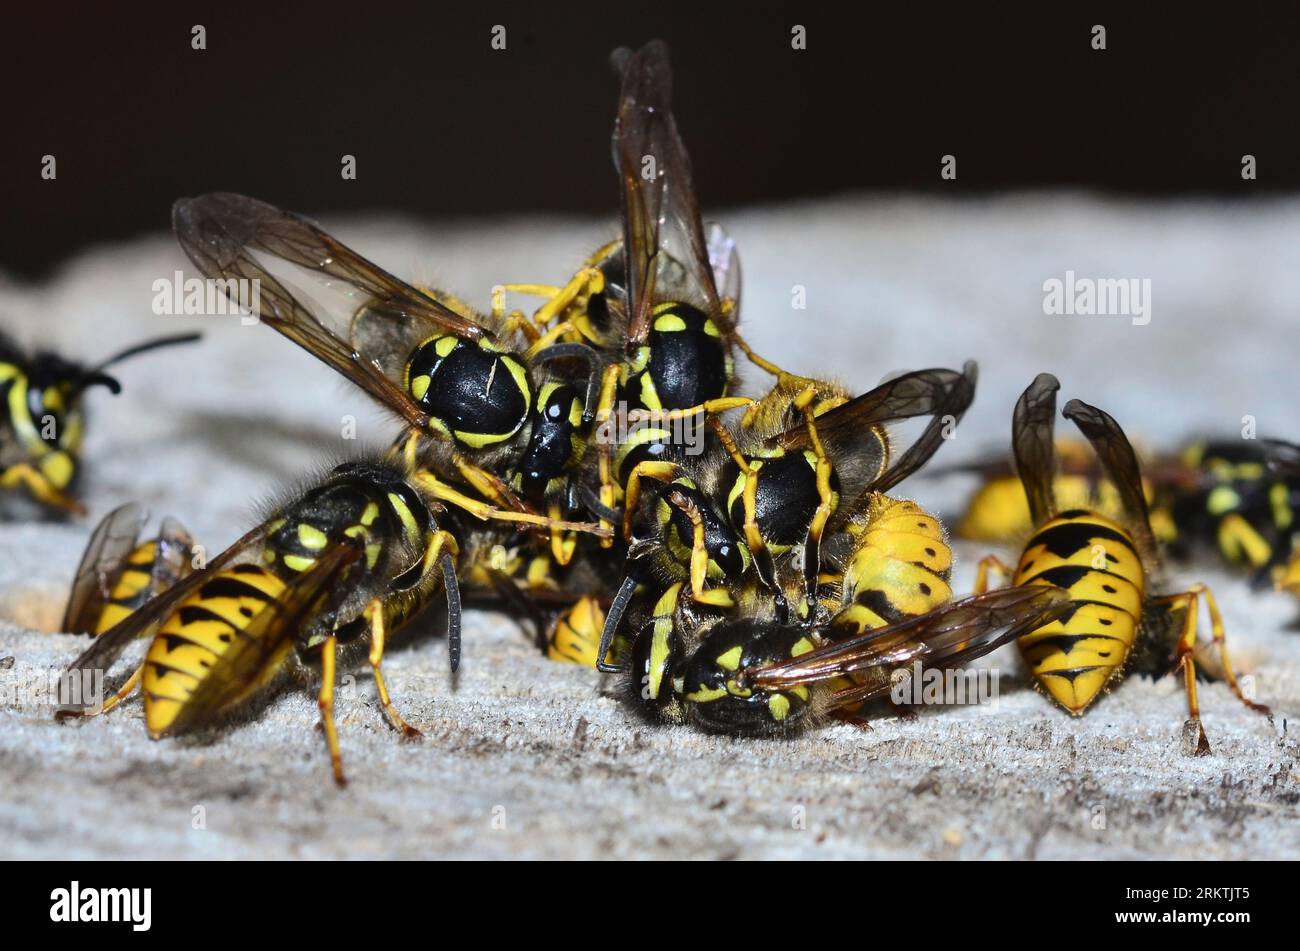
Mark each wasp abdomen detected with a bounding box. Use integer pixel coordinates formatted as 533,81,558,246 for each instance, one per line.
1013,512,1144,714
142,564,288,737
833,497,953,636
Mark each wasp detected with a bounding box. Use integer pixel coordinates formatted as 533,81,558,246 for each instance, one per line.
595,364,980,702
491,42,801,552
1261,440,1300,596
172,193,606,546
57,458,463,786
951,430,1300,594
0,331,200,513
972,374,1273,753
1159,438,1300,592
61,503,197,635
615,577,1070,736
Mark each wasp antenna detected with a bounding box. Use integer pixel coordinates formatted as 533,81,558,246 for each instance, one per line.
76,370,123,395
93,332,202,373
441,554,462,673
596,575,638,673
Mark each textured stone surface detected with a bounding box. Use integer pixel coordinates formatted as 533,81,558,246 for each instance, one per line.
1,195,1298,859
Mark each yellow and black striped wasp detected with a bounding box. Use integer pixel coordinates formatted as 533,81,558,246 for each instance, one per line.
616,578,1071,736
1160,438,1300,593
595,364,980,704
972,374,1273,753
61,503,197,636
57,458,463,786
493,42,787,548
0,331,200,514
171,193,604,549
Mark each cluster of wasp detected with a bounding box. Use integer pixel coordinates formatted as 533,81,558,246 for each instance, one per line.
2,42,1293,784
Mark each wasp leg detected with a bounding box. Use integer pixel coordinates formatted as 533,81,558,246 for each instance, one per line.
529,267,604,330
729,329,815,390
494,267,604,337
1,463,85,514
524,319,583,360
411,470,609,537
365,600,422,739
708,416,774,585
318,634,347,787
793,384,836,590
593,363,626,548
621,459,681,542
625,396,755,425
57,663,144,721
667,491,734,609
972,555,1015,594
1154,583,1271,722
548,503,577,567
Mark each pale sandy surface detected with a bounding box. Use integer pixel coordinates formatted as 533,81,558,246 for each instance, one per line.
1,194,1298,859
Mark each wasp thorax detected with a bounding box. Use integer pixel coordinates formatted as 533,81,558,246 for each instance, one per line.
678,619,815,734
405,335,531,448
633,302,729,411
725,450,839,549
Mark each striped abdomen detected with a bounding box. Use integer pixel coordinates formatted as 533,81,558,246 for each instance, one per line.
1013,510,1145,714
830,496,953,637
142,564,288,736
93,540,188,635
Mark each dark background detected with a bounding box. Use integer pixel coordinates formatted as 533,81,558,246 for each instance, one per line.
4,3,1298,279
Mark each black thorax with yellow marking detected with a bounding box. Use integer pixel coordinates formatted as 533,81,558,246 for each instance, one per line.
404,334,532,449
621,302,731,414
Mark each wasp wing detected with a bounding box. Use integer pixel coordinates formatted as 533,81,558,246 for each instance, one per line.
60,522,272,688
1012,373,1061,528
777,364,977,512
161,541,364,736
173,193,486,430
611,41,725,347
747,585,1072,707
706,222,741,318
1062,398,1160,566
61,503,147,634
1262,439,1300,478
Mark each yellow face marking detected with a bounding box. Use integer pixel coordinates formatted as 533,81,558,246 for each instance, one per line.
768,694,791,721
684,686,728,703
282,554,316,573
791,637,814,657
1270,482,1292,530
360,502,380,526
715,645,743,671
1206,485,1241,516
365,543,382,569
297,524,329,550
